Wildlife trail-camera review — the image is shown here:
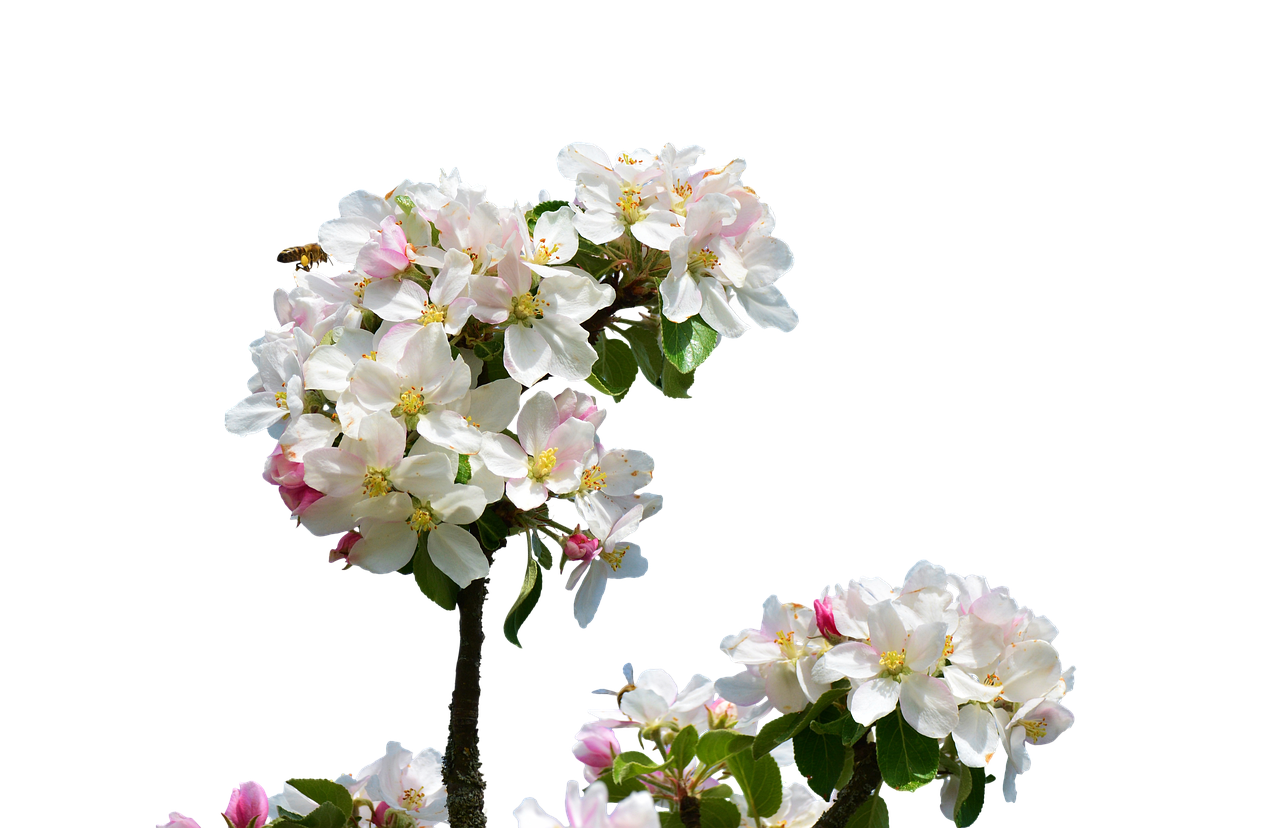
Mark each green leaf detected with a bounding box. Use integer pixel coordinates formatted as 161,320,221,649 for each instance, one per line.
283,780,352,818
809,706,867,748
613,751,662,784
413,533,459,611
790,682,850,737
698,798,742,828
454,453,472,485
669,725,699,770
953,766,986,827
476,508,509,552
848,795,890,828
599,771,647,802
619,325,664,388
834,745,857,791
279,802,348,828
503,547,543,647
696,730,754,765
660,312,718,374
726,750,782,819
657,810,682,828
587,334,639,401
660,360,695,398
473,333,505,362
701,785,734,799
532,532,553,569
876,709,940,792
753,711,802,759
793,708,847,800
527,200,570,232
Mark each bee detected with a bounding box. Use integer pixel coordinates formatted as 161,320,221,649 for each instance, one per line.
277,243,329,272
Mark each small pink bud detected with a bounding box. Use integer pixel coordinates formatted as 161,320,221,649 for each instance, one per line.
330,530,361,563
280,482,323,516
705,697,739,729
223,782,270,828
814,597,840,640
159,813,202,828
563,532,600,561
372,802,391,826
573,722,621,782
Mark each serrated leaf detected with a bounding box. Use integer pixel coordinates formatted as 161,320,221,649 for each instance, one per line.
613,750,662,784
476,508,509,552
876,709,940,792
588,334,638,401
726,750,782,819
669,725,699,771
503,547,542,647
532,532,553,569
848,795,890,828
454,453,472,484
793,707,847,800
660,312,718,374
413,533,459,611
954,766,986,828
701,785,734,799
296,802,348,828
619,325,663,388
660,359,695,398
753,711,803,759
698,798,742,828
696,730,755,765
284,780,352,819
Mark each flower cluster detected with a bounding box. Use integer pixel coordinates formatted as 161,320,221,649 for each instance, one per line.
541,563,1073,828
158,743,445,828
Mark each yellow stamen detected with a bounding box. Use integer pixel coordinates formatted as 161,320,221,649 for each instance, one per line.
274,390,289,411
529,447,558,480
615,185,644,224
983,673,1003,687
402,786,426,808
600,543,630,571
533,238,561,264
581,465,607,491
408,507,437,533
419,302,447,325
1021,719,1047,742
943,634,955,658
398,387,426,416
774,630,802,660
689,246,720,274
511,292,548,324
879,649,906,674
362,469,391,497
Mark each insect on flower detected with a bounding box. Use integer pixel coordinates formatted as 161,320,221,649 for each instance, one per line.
276,242,329,271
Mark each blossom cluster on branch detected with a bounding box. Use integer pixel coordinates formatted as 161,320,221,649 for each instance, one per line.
225,143,793,632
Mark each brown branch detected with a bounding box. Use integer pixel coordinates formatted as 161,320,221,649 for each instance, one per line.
812,736,881,828
443,576,489,828
678,794,701,828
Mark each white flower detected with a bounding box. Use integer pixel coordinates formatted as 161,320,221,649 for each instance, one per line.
720,597,831,714
515,782,659,828
732,783,824,828
470,253,614,386
358,741,448,825
339,322,471,433
416,377,521,456
616,669,716,733
813,600,959,738
226,334,310,438
362,247,478,335
565,498,648,628
557,143,684,251
478,391,597,509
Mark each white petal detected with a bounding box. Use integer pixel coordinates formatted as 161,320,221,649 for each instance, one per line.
434,484,486,525
427,523,490,586
848,678,901,727
348,521,418,574
898,673,959,738
479,433,529,478
953,705,1000,767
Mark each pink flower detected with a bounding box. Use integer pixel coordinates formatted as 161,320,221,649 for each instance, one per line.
563,532,601,562
330,530,361,563
223,782,270,828
573,722,621,782
814,596,840,641
158,814,201,828
356,216,415,279
555,389,607,430
264,446,323,516
704,697,739,729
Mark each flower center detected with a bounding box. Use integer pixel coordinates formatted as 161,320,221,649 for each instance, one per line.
511,292,548,325
420,302,447,325
409,505,438,533
581,465,607,491
402,786,426,809
774,630,802,661
943,634,955,658
354,277,372,301
879,649,906,675
600,543,630,571
529,447,558,481
983,673,1003,687
362,468,392,497
616,185,644,224
274,390,289,411
1021,718,1047,742
398,387,426,416
533,238,561,264
689,246,720,275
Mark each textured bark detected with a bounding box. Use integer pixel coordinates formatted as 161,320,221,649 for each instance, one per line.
678,794,701,828
444,577,489,828
812,736,881,828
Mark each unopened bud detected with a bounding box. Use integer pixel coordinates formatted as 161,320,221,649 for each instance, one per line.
330,530,361,563
814,596,840,641
563,532,600,561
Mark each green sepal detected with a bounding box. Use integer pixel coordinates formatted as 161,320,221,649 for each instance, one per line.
875,708,940,791
413,532,459,611
696,730,755,765
502,545,542,647
726,750,782,819
454,454,472,485
659,311,718,374
394,194,416,213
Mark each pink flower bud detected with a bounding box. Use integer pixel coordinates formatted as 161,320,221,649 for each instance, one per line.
572,722,621,782
554,389,606,430
223,782,269,828
563,532,600,561
159,813,202,828
330,530,361,563
372,802,391,826
814,596,840,640
264,447,323,516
